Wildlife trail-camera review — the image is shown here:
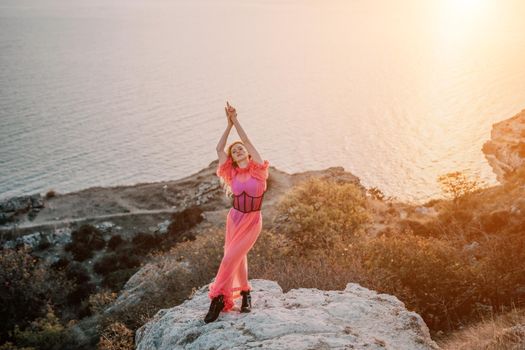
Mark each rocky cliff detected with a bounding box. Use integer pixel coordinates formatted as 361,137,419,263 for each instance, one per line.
482,109,525,183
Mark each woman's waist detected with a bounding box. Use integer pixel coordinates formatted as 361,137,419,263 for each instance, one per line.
231,190,265,213
229,207,263,214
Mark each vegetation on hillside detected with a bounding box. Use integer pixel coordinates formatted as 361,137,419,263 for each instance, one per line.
2,170,524,349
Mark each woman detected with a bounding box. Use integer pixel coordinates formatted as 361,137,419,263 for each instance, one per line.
204,101,270,323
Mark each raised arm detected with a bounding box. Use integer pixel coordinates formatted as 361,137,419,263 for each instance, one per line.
226,101,264,164
216,113,233,166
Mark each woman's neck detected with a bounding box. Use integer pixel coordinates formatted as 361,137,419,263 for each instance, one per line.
237,159,249,168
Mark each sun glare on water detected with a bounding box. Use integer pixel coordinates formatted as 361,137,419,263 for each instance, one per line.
441,0,493,25
432,0,496,49
450,0,490,13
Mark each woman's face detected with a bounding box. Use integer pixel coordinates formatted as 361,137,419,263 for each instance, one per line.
230,143,249,163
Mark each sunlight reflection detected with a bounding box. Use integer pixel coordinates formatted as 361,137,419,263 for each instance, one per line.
435,0,493,39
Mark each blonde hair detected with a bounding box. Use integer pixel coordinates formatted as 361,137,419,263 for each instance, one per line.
219,140,252,198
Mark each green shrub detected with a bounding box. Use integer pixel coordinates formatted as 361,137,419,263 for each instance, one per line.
356,231,477,330
107,235,124,251
63,223,106,260
36,236,52,251
0,341,35,349
93,251,141,276
64,241,94,262
131,232,163,255
65,262,90,284
167,206,203,240
50,256,70,271
64,262,95,307
70,224,105,250
66,282,96,306
101,268,140,291
472,232,525,309
274,177,371,253
0,247,74,342
12,304,66,350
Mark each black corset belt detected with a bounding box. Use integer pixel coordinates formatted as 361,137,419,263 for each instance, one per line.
232,190,265,213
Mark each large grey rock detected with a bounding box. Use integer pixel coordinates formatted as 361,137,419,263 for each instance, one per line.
0,193,44,213
2,227,72,250
105,259,191,315
135,279,440,350
0,195,31,213
105,263,158,314
2,231,43,249
482,109,525,183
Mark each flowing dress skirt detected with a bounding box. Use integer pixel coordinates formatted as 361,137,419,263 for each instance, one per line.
208,208,262,312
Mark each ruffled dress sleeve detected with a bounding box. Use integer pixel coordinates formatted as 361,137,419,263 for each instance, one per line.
216,157,234,186
249,158,270,181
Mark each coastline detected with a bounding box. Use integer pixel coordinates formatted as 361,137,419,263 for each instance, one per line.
0,160,381,239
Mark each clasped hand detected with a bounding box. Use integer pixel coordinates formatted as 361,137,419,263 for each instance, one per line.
225,101,237,125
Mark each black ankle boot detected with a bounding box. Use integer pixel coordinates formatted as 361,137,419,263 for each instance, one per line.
204,295,225,323
240,290,252,313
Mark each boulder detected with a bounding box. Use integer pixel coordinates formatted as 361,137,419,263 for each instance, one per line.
135,279,440,350
0,193,44,213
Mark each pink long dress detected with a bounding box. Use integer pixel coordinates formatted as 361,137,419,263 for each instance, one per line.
208,156,270,312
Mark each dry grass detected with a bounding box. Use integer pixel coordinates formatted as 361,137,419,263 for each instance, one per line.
100,175,525,349
97,322,134,350
88,290,118,315
248,230,370,292
437,306,525,350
